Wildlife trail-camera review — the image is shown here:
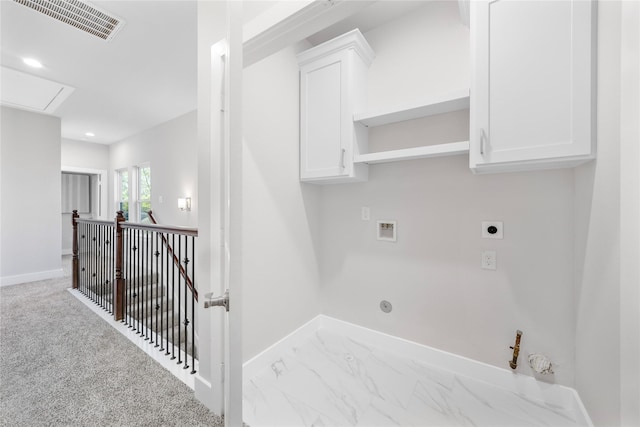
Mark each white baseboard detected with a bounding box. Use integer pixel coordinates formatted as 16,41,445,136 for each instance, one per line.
0,268,65,287
195,375,223,415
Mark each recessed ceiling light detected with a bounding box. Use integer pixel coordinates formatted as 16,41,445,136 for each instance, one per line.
22,58,43,68
85,132,95,137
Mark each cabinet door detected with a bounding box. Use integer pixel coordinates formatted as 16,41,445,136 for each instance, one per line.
300,52,350,181
470,0,595,173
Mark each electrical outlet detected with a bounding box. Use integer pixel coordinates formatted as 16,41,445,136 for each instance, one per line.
361,207,370,221
482,251,497,270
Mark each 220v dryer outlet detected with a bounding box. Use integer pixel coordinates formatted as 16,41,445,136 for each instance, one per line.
482,221,503,239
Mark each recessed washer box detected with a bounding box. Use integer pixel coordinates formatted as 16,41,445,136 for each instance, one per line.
377,220,397,242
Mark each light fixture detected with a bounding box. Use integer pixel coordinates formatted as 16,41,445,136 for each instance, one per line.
85,132,95,137
178,197,191,212
22,57,43,68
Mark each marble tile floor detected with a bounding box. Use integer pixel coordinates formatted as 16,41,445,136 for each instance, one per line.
243,328,584,427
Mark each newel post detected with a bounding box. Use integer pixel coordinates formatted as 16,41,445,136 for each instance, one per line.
72,210,79,289
114,211,126,321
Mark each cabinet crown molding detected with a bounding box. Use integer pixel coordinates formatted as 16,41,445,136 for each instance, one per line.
297,28,375,67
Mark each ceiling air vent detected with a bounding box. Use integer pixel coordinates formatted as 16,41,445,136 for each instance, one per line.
12,0,125,41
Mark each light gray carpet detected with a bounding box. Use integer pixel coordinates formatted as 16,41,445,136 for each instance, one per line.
0,259,224,427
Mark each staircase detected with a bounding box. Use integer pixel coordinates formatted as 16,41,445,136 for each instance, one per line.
73,211,199,371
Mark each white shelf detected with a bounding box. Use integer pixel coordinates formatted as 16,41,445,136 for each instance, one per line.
353,89,470,127
353,141,470,165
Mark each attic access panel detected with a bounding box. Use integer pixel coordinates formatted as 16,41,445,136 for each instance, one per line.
1,66,75,114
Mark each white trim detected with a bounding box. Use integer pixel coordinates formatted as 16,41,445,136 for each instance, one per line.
67,288,197,389
0,268,64,287
225,3,244,424
296,28,375,67
242,0,375,68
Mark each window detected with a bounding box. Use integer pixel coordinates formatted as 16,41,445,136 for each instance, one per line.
116,169,129,220
138,164,152,222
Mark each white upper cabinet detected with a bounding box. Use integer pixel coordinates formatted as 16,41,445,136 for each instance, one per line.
470,0,596,173
298,30,374,184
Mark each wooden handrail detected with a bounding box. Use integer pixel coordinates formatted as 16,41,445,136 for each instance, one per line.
146,211,198,301
120,221,198,237
76,218,116,226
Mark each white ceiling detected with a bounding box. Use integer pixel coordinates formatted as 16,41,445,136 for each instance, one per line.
1,0,198,144
0,0,437,145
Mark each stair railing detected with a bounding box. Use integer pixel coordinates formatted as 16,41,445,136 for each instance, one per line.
72,211,116,314
72,210,199,374
146,210,198,301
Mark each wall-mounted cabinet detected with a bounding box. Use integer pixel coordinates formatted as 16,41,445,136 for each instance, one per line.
299,30,470,183
299,0,596,182
469,0,596,174
298,30,374,184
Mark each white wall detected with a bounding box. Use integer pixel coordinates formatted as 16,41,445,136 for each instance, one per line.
235,1,577,387
109,111,197,228
61,138,109,170
365,1,470,110
242,41,322,361
574,2,640,425
0,106,63,285
619,2,640,424
60,138,110,253
316,1,576,386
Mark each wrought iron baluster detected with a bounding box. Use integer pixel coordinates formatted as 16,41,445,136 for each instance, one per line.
91,224,96,303
128,228,133,327
154,232,160,347
149,230,155,344
113,226,116,314
88,223,92,299
171,233,176,360
177,234,182,365
190,235,196,374
134,229,139,332
105,225,109,311
143,230,148,340
125,228,130,325
183,235,189,370
137,228,142,334
100,226,104,311
85,223,89,299
80,223,83,295
162,232,168,355
99,225,104,310
98,225,102,309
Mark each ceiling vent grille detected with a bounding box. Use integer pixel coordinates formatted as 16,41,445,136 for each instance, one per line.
13,0,125,41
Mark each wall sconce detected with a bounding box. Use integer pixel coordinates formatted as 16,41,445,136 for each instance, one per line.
178,197,191,212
